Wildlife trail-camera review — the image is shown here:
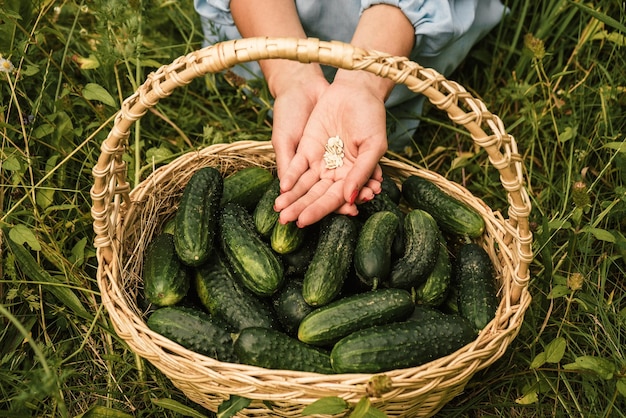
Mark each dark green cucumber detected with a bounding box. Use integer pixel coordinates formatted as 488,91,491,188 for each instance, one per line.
233,327,334,374
174,166,223,266
221,166,274,211
414,240,451,307
454,243,499,331
357,191,405,257
298,288,413,346
282,230,318,277
220,203,284,296
330,311,476,373
302,214,358,307
402,175,485,238
147,306,237,362
381,176,402,204
353,211,400,288
272,277,315,336
195,257,278,331
253,177,280,238
271,221,306,255
143,233,189,307
389,209,442,290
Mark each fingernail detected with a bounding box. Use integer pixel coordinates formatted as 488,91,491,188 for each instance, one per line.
349,189,359,205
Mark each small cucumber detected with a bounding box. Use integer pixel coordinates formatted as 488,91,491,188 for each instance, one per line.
454,243,499,331
381,176,402,204
302,214,358,307
402,175,485,238
272,277,315,336
253,177,280,238
389,209,442,290
353,211,400,288
195,257,278,331
330,311,476,373
298,288,413,346
357,191,405,257
220,203,284,296
270,221,306,255
147,305,237,362
174,166,223,266
143,233,190,307
221,166,274,211
233,327,334,374
414,240,452,307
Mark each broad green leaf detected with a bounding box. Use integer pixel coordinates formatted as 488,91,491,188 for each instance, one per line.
530,351,546,369
515,390,538,405
547,284,570,299
349,397,387,418
82,83,116,107
2,155,22,171
562,356,616,380
558,126,577,143
36,187,55,210
9,224,41,251
544,337,566,363
69,237,87,267
146,146,174,163
217,395,251,418
548,218,571,231
580,226,616,243
604,141,626,153
151,398,209,418
302,397,349,415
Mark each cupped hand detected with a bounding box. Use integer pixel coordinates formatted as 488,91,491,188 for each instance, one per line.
274,77,388,227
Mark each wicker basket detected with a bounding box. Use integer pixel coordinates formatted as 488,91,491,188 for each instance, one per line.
91,37,533,417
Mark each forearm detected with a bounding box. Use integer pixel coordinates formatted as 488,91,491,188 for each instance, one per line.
334,4,415,101
230,0,324,97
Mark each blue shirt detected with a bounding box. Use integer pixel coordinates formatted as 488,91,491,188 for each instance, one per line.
194,0,507,149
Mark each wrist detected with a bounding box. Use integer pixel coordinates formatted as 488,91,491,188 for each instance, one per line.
264,61,326,98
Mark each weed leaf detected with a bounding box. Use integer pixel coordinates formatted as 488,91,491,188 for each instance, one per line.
580,226,616,243
151,398,208,417
349,397,387,418
82,83,116,107
8,224,41,251
616,378,626,398
562,356,616,380
217,395,251,418
302,396,348,415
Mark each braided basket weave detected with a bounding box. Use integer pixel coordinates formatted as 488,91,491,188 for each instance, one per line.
91,37,533,417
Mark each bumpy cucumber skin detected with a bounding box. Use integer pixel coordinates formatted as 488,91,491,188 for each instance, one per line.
302,214,358,307
253,177,280,238
233,327,334,374
414,240,452,307
195,257,278,331
298,288,413,346
174,166,223,266
272,277,314,336
220,203,284,296
147,306,237,362
143,233,190,307
271,221,306,254
221,166,274,210
354,211,400,288
389,209,442,290
381,176,402,204
330,311,476,373
454,243,499,331
402,175,485,238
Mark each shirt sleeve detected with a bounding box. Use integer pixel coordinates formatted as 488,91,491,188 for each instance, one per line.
194,0,234,26
360,0,504,57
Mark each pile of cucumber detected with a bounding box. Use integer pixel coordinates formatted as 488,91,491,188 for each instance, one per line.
143,165,499,374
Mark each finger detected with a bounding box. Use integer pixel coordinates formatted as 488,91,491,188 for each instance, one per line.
278,152,311,194
274,167,320,213
355,187,376,205
335,202,359,217
271,135,296,181
280,179,343,227
342,149,386,204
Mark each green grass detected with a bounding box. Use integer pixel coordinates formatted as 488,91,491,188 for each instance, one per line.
1,0,625,416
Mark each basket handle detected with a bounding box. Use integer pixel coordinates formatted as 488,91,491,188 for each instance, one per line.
90,36,532,302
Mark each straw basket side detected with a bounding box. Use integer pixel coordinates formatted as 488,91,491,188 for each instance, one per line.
91,37,533,417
